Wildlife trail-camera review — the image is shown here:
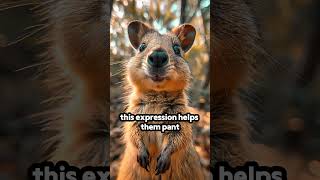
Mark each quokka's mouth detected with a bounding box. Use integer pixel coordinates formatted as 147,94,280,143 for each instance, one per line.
146,67,168,82
149,74,165,82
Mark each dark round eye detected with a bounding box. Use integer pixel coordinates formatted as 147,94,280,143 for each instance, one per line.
138,43,147,52
173,44,181,56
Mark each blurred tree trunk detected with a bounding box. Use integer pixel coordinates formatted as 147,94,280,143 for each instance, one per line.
201,3,210,89
180,0,187,23
296,1,320,88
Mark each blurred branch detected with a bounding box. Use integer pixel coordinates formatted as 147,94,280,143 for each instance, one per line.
180,0,201,24
186,0,200,23
200,2,210,89
180,0,187,23
296,6,320,87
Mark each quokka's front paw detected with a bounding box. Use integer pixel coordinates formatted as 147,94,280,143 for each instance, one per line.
156,150,171,175
137,147,150,171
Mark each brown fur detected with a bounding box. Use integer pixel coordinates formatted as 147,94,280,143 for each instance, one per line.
211,0,259,166
212,1,320,180
117,21,204,180
36,0,111,166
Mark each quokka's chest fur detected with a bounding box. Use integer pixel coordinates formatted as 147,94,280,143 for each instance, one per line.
126,91,189,146
127,91,188,114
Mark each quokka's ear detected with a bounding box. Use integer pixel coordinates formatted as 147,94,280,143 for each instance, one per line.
172,24,196,52
127,20,153,49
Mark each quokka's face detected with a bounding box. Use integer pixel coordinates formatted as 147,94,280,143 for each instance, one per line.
126,20,196,92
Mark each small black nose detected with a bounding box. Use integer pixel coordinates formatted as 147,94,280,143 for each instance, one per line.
148,49,168,68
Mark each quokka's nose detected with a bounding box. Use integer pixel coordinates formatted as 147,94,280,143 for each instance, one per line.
147,49,168,68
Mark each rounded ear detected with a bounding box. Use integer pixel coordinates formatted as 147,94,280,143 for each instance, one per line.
127,20,153,49
171,24,196,52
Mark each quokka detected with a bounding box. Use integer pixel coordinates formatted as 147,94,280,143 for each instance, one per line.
117,21,205,180
212,0,261,166
35,0,111,166
213,1,320,180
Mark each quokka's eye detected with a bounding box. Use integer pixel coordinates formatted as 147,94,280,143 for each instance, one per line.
138,43,147,52
173,44,181,56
